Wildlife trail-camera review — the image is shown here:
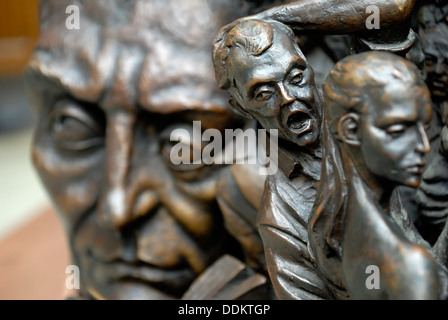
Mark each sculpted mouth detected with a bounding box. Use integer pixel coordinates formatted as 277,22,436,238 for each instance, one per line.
87,249,196,294
108,260,195,285
287,111,312,135
429,77,448,89
432,81,447,88
405,163,425,175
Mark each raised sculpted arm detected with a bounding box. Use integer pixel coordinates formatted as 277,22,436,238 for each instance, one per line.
253,0,416,33
213,0,417,62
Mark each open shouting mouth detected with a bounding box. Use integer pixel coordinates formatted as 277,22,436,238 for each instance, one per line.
287,111,312,135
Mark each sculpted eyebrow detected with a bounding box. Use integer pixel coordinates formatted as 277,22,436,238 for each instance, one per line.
375,115,417,128
290,55,307,69
26,65,102,107
25,66,65,94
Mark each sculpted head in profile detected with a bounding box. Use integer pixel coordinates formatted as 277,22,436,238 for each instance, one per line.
308,51,443,300
323,52,432,191
213,19,322,154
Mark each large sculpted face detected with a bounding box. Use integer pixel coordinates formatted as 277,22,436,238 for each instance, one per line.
26,0,248,299
358,83,432,188
228,21,322,148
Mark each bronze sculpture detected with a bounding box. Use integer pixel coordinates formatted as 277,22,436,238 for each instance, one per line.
212,18,326,299
212,15,448,299
24,0,448,300
309,51,445,299
211,1,446,300
25,0,272,300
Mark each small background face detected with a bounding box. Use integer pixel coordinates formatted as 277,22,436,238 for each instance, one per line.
231,24,321,147
357,84,432,188
421,25,448,100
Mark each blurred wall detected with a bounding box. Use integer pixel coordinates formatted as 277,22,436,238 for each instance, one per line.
0,1,69,300
0,0,39,76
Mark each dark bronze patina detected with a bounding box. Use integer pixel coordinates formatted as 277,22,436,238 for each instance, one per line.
25,0,273,300
24,0,448,300
212,0,448,300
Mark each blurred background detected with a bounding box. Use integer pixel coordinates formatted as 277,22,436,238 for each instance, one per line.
0,0,69,300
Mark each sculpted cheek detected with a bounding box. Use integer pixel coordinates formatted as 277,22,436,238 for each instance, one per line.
359,129,396,175
31,140,104,225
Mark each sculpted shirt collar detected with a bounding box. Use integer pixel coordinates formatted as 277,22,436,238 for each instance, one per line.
277,139,322,181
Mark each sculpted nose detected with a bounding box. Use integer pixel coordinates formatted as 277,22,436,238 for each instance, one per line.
99,186,160,230
435,59,445,75
98,187,130,229
278,83,295,105
416,123,431,154
97,112,134,229
97,112,160,230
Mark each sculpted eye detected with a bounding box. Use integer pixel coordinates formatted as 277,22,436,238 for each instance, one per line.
50,99,105,151
289,71,304,86
424,55,436,64
386,124,407,137
161,124,195,164
160,124,205,171
254,85,275,102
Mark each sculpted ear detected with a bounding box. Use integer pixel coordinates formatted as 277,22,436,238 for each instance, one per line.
337,113,361,146
228,97,254,119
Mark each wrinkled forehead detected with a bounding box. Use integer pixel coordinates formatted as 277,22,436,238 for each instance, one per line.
26,0,247,114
